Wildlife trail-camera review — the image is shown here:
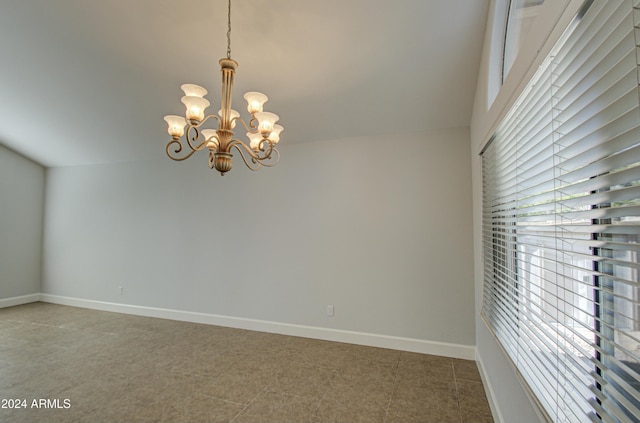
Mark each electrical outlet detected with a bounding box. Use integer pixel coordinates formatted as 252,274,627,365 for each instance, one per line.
327,305,334,317
119,286,123,295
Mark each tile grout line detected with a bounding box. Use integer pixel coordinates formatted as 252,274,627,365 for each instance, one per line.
382,357,401,423
227,363,286,423
228,384,269,423
311,390,330,421
228,367,323,423
452,362,463,423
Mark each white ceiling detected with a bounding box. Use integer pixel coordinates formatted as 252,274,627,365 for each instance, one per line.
0,0,489,167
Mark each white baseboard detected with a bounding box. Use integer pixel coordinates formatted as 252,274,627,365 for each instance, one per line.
476,349,503,423
39,293,476,360
0,293,41,309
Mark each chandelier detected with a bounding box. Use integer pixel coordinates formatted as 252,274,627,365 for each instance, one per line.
163,0,282,175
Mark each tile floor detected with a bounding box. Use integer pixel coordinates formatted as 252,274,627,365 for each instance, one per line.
0,302,493,423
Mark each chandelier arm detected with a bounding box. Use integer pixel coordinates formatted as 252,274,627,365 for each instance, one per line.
185,126,214,153
257,146,280,167
185,126,203,152
228,139,259,160
254,139,277,162
258,139,275,157
236,116,258,133
236,117,251,132
166,139,198,161
182,114,221,151
230,142,263,171
199,114,221,127
230,139,280,168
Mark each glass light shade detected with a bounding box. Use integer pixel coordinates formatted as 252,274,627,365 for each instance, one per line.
247,132,264,150
181,84,208,98
218,109,240,128
164,115,186,137
254,112,279,136
201,129,219,149
181,96,210,121
268,124,284,144
244,91,268,114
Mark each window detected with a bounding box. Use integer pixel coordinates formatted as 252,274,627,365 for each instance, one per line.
482,1,640,422
503,0,545,81
487,0,544,108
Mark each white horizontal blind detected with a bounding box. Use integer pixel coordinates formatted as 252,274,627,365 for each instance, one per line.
482,1,640,422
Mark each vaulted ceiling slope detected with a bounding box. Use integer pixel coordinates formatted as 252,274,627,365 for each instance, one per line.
0,0,489,167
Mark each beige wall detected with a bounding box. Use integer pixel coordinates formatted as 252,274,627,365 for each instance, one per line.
42,128,475,352
0,144,45,300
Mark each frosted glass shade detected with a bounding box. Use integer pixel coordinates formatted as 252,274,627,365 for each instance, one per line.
201,129,219,149
181,96,210,121
181,84,208,98
244,92,268,114
247,132,264,150
268,124,284,144
164,115,186,137
218,109,240,128
254,112,279,136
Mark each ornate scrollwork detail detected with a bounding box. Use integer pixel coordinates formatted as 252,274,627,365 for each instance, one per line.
228,140,280,172
166,138,196,161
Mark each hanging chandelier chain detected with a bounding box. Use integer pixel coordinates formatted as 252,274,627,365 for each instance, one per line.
226,0,232,59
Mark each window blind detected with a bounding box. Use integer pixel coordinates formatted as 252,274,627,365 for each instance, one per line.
482,1,640,422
